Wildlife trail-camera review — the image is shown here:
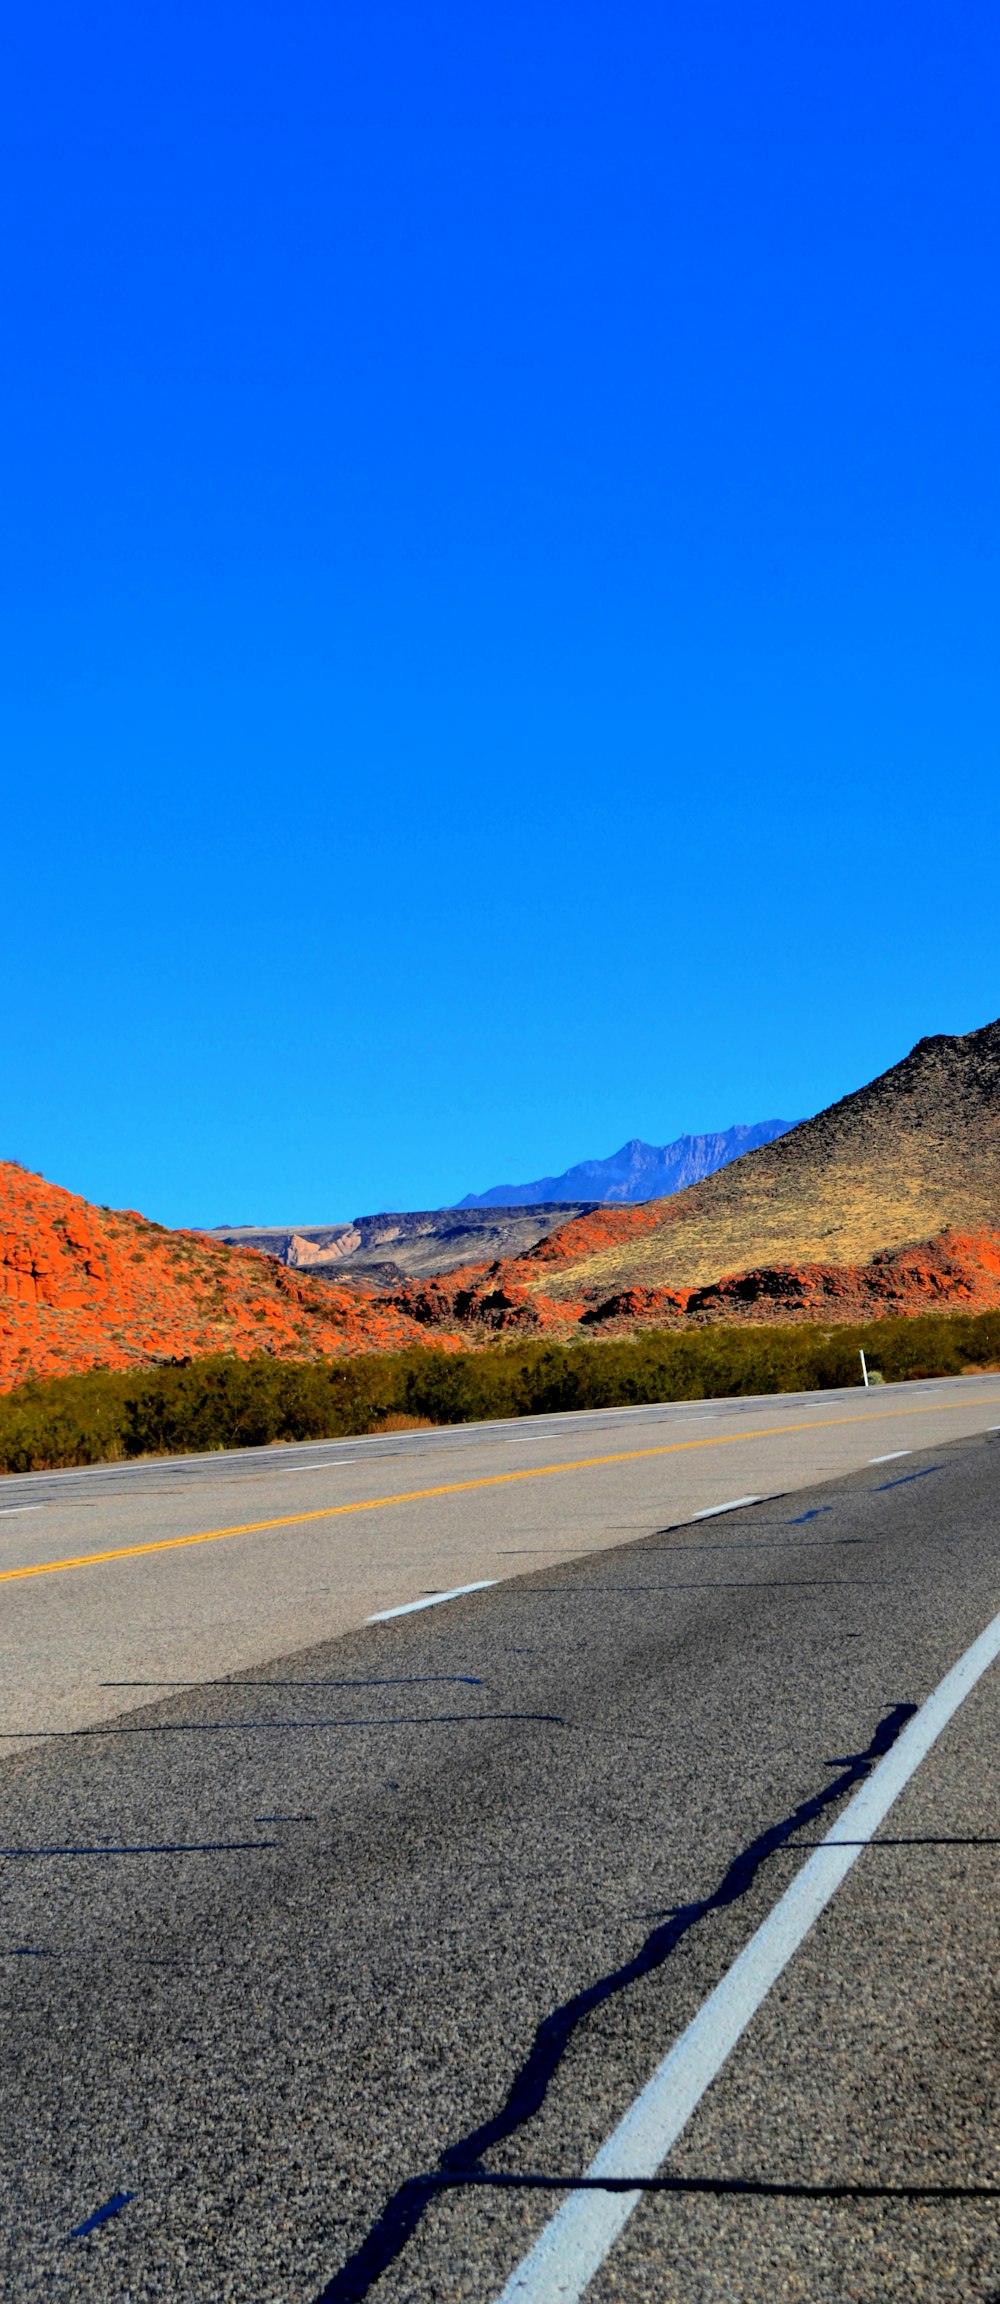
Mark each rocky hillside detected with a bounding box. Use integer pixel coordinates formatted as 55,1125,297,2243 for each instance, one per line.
5,1020,998,1388
0,1165,443,1391
390,1020,1000,1335
392,1226,1000,1337
516,1019,1000,1305
211,1204,600,1284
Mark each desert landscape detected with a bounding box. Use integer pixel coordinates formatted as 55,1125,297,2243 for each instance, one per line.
7,17,1000,2302
3,1018,999,1403
390,1018,1000,1337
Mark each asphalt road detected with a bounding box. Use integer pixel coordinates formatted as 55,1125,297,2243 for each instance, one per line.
0,1381,998,2300
1,1370,999,1739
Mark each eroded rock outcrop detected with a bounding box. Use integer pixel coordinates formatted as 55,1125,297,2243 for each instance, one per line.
576,1229,1000,1330
385,1229,1000,1338
0,1163,451,1391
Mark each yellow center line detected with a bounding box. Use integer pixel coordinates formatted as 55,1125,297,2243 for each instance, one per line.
2,1392,997,1588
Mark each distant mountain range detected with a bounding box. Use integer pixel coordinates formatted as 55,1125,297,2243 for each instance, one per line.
208,1123,801,1284
458,1122,799,1208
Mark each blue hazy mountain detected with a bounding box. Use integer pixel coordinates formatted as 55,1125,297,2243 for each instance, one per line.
457,1121,799,1209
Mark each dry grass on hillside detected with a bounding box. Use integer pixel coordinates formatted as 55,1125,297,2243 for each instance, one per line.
529,1018,1000,1300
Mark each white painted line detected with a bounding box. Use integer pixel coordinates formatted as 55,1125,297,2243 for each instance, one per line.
692,1496,763,1520
493,1594,1000,2304
870,1451,910,1464
279,1462,351,1474
368,1580,498,1622
0,1506,42,1517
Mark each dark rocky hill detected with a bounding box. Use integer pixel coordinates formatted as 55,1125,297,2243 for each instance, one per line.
387,1018,1000,1337
521,1017,1000,1304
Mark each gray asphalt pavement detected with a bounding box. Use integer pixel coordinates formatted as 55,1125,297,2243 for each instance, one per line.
2,1371,999,1739
0,1401,998,2300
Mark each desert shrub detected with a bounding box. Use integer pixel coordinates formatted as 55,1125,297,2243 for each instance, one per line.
2,1305,999,1474
0,1367,138,1473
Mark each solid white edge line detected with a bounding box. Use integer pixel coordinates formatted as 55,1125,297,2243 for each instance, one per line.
368,1580,498,1622
494,1594,1000,2304
692,1496,763,1520
870,1451,911,1464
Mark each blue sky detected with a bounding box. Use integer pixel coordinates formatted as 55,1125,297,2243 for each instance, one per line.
4,0,998,1225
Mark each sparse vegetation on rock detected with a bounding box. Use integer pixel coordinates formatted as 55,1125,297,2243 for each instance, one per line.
0,1160,452,1389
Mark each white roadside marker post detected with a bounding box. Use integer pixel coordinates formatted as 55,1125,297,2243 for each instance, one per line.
859,1349,869,1388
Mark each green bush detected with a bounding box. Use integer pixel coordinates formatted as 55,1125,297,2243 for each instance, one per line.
1,1307,998,1475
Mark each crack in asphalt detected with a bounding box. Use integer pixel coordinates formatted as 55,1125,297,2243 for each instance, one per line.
6,1713,560,1740
311,1701,916,2303
423,2170,1000,2201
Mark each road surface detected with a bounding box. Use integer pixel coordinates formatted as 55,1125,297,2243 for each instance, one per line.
0,1373,998,2299
1,1370,998,1739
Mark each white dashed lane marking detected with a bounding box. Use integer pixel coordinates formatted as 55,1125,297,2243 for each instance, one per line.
692,1496,765,1520
368,1581,498,1622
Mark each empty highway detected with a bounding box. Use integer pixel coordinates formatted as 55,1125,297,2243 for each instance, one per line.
1,1371,999,1740
1,1372,999,2298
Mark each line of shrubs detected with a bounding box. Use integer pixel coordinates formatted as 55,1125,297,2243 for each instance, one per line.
1,1308,998,1475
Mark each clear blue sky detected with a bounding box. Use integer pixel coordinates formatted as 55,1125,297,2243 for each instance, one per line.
4,1,998,1225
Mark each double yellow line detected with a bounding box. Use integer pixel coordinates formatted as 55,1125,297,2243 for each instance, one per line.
2,1391,996,1589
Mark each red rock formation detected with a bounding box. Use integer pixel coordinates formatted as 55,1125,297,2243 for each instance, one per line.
577,1229,1000,1330
521,1202,665,1265
395,1272,550,1333
0,1163,454,1391
4,1156,998,1395
391,1229,1000,1337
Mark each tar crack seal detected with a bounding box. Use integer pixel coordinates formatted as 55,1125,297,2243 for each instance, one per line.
311,1700,916,2303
